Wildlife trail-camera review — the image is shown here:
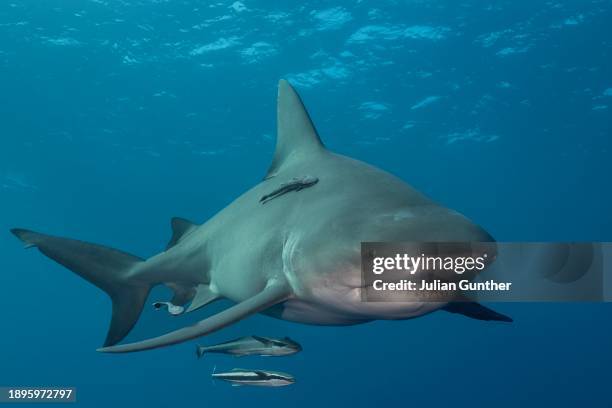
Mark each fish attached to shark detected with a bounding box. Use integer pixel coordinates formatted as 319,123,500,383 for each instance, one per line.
10,79,511,354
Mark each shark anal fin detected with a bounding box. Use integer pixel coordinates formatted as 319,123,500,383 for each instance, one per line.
166,217,197,250
97,281,291,353
186,284,220,313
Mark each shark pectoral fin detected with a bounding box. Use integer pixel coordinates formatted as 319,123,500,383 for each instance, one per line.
97,282,291,353
442,302,513,323
186,284,220,313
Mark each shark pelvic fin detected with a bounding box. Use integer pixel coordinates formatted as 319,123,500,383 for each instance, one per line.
186,284,220,313
266,80,326,178
97,281,291,353
166,217,197,250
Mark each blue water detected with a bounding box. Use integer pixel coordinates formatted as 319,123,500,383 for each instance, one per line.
1,1,612,406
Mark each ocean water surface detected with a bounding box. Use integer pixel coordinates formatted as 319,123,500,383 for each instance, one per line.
1,1,611,407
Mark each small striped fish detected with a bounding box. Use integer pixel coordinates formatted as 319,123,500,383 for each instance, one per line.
212,368,295,387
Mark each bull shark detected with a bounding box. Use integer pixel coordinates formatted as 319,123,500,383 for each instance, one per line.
10,79,511,354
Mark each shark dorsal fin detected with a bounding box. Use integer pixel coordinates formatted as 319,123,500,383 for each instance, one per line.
166,217,197,250
265,80,325,178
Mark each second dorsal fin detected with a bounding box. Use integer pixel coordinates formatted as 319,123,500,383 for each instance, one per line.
166,217,197,250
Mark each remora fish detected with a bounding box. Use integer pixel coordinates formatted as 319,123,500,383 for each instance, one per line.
260,175,318,204
212,368,295,387
11,79,512,354
197,336,301,358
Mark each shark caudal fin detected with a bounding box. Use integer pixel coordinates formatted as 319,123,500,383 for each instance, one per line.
10,228,151,347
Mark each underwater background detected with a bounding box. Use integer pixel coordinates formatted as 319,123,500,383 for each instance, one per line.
1,0,611,406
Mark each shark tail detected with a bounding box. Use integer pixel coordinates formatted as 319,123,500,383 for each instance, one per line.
10,228,151,347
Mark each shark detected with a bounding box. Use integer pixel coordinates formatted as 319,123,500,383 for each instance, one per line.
10,79,511,354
